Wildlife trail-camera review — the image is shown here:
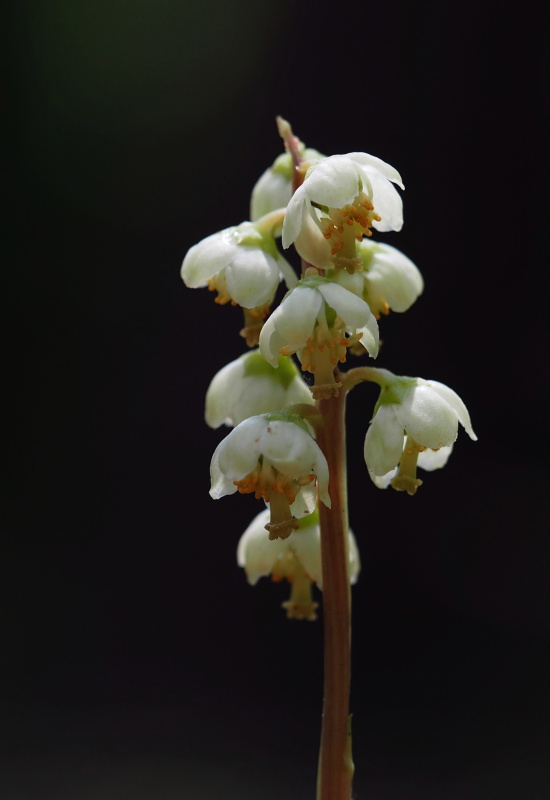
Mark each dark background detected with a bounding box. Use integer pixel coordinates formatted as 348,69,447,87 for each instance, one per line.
3,1,549,798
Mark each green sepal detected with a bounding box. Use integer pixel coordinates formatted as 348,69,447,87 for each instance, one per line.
271,148,324,180
373,376,417,416
234,225,280,260
296,508,320,529
261,411,313,436
242,350,297,390
271,152,294,180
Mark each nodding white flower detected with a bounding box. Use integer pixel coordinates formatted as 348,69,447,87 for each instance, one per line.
181,220,296,312
205,349,313,429
259,275,379,399
282,152,404,273
364,374,477,495
210,413,330,540
250,147,324,221
329,240,424,318
237,508,360,621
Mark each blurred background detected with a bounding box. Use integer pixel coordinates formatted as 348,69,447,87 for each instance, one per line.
3,1,549,797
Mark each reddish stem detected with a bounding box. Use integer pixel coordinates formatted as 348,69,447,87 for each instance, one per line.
315,381,353,800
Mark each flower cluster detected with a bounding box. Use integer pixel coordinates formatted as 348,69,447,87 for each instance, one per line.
180,118,476,619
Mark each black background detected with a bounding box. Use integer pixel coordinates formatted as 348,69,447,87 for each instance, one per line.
3,1,549,798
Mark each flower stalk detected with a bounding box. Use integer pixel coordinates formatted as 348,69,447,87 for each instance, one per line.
315,378,354,800
182,118,477,800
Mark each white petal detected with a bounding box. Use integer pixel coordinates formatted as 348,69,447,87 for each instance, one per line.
329,270,365,299
293,210,334,270
225,247,280,308
212,417,266,485
209,440,239,499
364,405,404,477
276,253,299,290
348,152,404,189
348,530,361,585
285,375,314,406
258,421,327,483
371,467,398,490
318,281,379,356
394,384,458,449
230,378,289,427
181,229,237,287
204,357,245,428
355,321,379,358
290,483,318,518
362,242,424,312
417,444,454,472
290,524,323,585
259,315,286,367
316,282,374,329
282,189,307,249
301,156,362,208
250,169,293,221
421,380,477,441
262,287,323,353
365,171,404,232
237,509,289,584
312,453,331,509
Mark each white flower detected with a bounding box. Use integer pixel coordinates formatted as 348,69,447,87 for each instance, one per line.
181,221,296,311
205,349,313,428
210,414,330,539
282,152,404,272
259,275,379,399
237,508,360,620
250,148,324,221
329,240,424,318
364,375,477,494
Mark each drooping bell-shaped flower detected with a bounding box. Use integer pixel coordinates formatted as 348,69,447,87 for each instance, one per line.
364,372,477,494
205,349,313,429
181,218,297,345
250,146,324,221
282,152,404,273
329,240,424,318
210,413,330,539
237,508,360,620
259,274,379,399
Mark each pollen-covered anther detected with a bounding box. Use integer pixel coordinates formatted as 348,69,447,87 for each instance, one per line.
207,274,235,305
319,193,384,264
366,293,391,319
